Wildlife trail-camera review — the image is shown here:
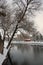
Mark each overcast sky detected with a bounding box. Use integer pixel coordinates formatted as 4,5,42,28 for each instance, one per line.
34,11,43,35
34,0,43,35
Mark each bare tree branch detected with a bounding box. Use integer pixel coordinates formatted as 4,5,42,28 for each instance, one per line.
7,0,33,48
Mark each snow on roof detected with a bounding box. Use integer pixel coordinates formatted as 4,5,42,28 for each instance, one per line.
17,28,29,35
14,28,33,39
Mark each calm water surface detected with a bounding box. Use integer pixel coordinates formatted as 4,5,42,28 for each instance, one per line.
9,44,43,65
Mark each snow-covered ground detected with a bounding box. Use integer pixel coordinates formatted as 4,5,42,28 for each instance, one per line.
0,48,8,65
0,41,8,65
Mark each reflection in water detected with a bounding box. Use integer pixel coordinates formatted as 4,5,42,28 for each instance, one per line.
9,44,43,65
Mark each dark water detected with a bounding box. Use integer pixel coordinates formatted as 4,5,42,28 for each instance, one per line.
9,44,43,65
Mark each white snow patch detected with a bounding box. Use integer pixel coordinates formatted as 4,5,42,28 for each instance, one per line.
0,29,4,40
17,31,21,35
4,41,8,48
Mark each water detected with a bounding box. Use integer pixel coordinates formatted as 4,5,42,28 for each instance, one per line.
9,44,43,65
